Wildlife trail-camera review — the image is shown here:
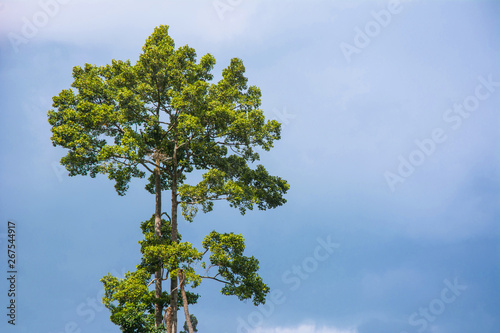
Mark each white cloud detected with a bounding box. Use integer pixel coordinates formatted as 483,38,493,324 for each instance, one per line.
250,324,357,333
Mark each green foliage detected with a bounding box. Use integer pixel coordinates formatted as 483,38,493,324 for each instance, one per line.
138,216,175,273
101,216,200,331
101,270,158,332
180,315,198,333
179,163,289,221
102,218,269,330
50,24,288,331
48,24,288,210
202,231,269,305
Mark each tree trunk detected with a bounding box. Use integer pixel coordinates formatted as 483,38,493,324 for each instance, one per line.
179,269,194,333
154,165,163,327
165,307,173,333
170,157,179,332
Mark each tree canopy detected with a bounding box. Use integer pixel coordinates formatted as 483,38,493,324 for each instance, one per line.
48,25,289,331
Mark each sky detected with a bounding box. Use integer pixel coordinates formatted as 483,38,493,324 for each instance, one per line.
0,0,499,332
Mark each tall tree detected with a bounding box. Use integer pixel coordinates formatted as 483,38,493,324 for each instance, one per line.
48,25,289,331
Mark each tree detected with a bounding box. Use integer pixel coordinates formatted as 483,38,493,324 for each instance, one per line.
180,314,198,333
48,25,289,331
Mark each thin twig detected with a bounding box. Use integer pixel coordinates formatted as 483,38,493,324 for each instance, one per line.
200,275,231,284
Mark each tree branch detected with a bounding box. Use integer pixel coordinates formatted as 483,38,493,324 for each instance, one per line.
179,269,195,333
180,195,228,206
200,275,231,284
147,274,169,288
139,161,154,174
161,211,171,221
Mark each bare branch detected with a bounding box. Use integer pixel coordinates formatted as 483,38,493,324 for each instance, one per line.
139,161,154,174
200,275,231,284
147,274,169,288
112,123,125,134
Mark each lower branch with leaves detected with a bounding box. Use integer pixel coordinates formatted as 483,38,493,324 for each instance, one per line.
101,216,269,332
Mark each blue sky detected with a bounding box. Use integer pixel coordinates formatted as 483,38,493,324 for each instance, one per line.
0,0,499,332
